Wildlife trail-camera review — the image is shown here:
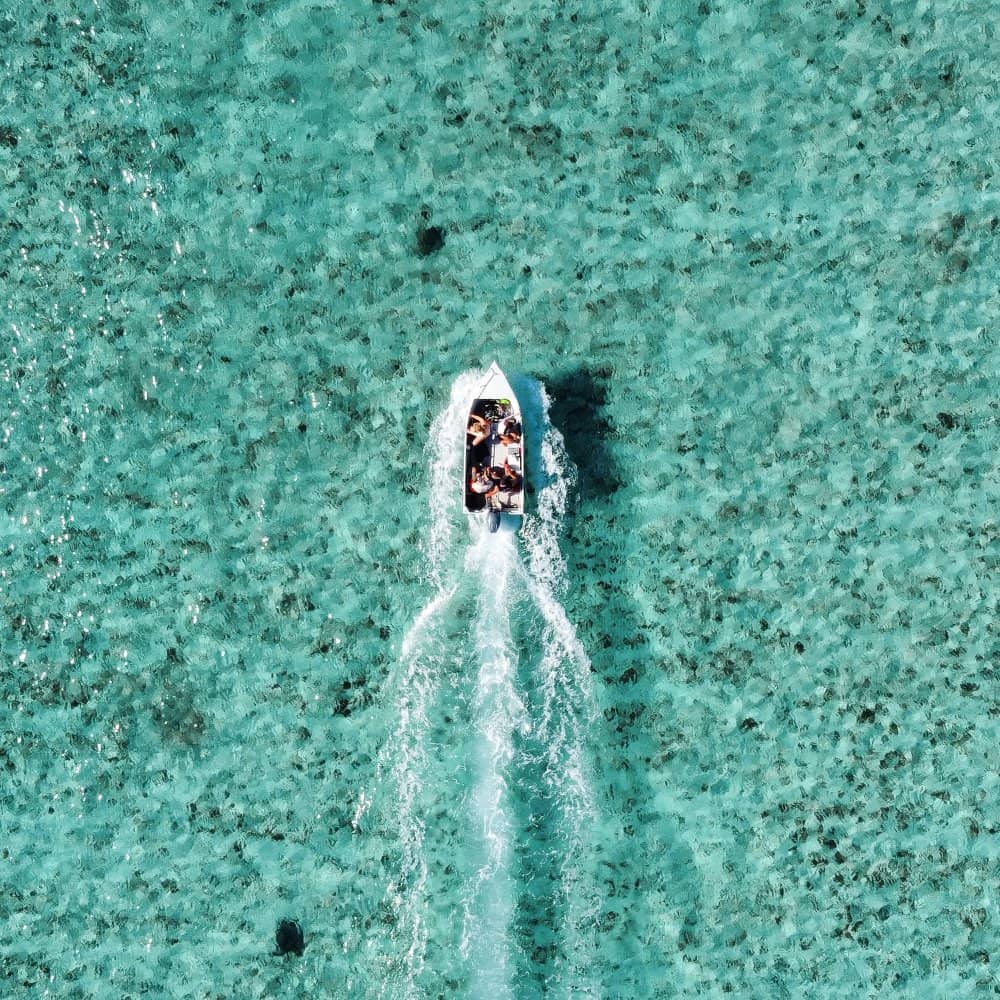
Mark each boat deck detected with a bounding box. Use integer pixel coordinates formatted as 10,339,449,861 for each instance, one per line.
464,399,525,516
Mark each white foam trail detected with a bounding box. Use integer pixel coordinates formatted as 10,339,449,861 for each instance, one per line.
361,371,482,997
460,529,526,999
520,383,597,749
517,384,601,992
377,590,449,996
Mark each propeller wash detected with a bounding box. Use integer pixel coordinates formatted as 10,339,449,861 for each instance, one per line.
355,371,602,998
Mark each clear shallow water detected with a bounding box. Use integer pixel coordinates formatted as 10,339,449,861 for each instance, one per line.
2,1,997,997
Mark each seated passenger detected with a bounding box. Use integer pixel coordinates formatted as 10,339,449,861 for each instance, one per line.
467,413,492,447
499,418,521,445
498,458,522,494
469,465,500,497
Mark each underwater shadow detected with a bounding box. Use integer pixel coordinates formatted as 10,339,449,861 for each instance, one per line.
544,368,622,501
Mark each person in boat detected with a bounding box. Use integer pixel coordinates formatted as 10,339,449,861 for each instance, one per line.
499,418,521,445
498,458,522,494
467,413,492,447
469,465,500,497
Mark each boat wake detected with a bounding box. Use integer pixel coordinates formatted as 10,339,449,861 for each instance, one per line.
359,371,600,998
459,527,525,998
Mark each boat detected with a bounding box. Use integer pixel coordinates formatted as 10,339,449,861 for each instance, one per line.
463,362,525,533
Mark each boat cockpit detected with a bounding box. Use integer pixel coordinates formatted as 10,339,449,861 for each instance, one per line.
464,398,524,514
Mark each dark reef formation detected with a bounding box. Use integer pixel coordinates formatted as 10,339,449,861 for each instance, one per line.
274,918,305,956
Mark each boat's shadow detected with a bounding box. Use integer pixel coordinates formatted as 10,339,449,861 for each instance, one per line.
542,368,622,500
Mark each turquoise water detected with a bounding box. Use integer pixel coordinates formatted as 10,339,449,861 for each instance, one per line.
2,0,997,996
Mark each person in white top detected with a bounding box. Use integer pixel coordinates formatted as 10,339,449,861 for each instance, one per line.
469,465,500,497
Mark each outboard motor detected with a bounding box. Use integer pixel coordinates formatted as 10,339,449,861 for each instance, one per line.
487,509,501,533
